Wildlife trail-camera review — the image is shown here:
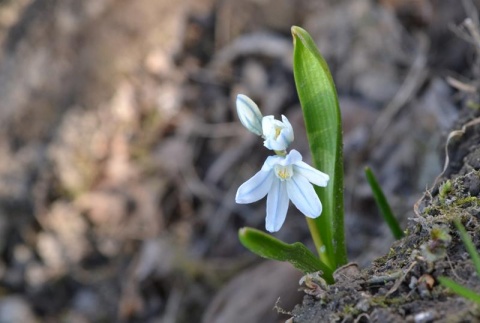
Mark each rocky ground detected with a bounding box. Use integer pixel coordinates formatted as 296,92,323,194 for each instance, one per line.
292,127,480,321
0,0,478,322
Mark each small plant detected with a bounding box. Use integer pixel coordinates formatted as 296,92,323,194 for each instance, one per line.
420,226,452,262
438,219,480,304
234,26,402,282
439,180,452,204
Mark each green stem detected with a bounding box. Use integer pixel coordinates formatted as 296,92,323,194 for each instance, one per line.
306,218,332,269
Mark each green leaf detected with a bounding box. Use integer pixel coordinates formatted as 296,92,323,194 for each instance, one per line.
436,221,480,305
291,26,346,268
238,227,334,283
365,167,404,240
438,276,480,304
454,219,480,277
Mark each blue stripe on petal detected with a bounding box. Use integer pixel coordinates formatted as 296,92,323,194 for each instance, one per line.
236,169,274,204
282,149,302,166
294,161,329,187
286,175,322,218
266,179,289,232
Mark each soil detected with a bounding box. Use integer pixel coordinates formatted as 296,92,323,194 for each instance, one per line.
292,131,480,322
0,0,479,322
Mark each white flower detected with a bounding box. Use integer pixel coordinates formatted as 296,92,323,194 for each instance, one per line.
235,149,329,232
236,94,263,136
262,115,294,151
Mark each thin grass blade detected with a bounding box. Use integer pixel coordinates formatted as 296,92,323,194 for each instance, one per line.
365,167,404,240
438,276,480,304
454,219,480,277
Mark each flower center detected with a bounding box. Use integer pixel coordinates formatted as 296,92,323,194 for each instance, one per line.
274,126,282,139
274,165,293,181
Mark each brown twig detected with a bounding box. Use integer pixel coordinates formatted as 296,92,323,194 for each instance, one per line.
386,261,417,297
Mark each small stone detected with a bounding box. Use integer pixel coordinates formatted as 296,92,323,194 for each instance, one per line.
418,274,435,290
467,174,480,196
72,289,105,321
355,298,370,312
333,262,360,282
413,310,436,323
0,296,39,323
409,276,418,290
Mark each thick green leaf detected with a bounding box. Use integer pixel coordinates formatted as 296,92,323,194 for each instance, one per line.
365,167,404,240
454,219,480,277
291,26,346,268
438,276,480,304
238,227,334,283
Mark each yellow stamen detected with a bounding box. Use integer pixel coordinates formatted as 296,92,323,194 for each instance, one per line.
274,127,281,139
275,165,293,181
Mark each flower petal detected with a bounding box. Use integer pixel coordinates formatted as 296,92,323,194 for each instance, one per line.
236,169,274,204
261,116,276,136
294,161,329,187
277,133,290,150
281,115,294,142
263,137,284,151
281,149,302,166
262,115,294,151
262,155,283,171
287,174,322,218
266,179,289,232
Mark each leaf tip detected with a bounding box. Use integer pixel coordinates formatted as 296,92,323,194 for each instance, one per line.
238,227,259,242
291,26,305,35
291,25,299,35
291,26,306,42
290,26,310,41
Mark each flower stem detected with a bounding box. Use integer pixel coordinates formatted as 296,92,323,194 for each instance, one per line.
274,149,287,157
306,218,332,270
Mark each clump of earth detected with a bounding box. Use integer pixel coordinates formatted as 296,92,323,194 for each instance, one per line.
292,124,480,322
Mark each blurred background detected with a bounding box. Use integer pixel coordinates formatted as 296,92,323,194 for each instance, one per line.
0,0,478,322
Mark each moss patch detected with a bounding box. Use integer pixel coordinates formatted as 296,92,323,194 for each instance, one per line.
292,148,480,322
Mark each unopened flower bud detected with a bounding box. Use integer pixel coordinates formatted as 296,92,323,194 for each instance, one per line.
236,94,263,136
